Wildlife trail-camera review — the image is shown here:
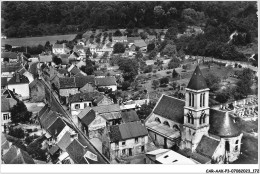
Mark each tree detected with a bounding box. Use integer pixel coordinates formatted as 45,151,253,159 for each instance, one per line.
152,79,160,89
5,44,12,51
168,57,181,69
80,59,97,75
160,77,169,85
52,56,62,65
172,69,179,78
85,48,92,59
136,102,156,120
143,65,153,73
161,44,177,57
165,27,178,41
44,41,52,51
121,81,131,91
118,58,139,82
10,101,32,124
8,127,25,139
147,43,155,52
113,42,125,54
113,29,123,36
148,50,157,60
205,73,221,92
215,92,229,103
135,51,143,60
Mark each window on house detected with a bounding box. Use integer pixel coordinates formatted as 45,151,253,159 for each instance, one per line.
84,103,87,108
122,149,125,155
75,104,80,109
163,121,170,127
141,146,145,152
235,140,239,151
225,141,230,152
89,103,92,107
115,141,119,147
3,114,9,120
135,138,138,143
155,117,161,123
122,141,126,146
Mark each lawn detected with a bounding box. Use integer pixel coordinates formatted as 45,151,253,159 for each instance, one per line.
2,34,77,47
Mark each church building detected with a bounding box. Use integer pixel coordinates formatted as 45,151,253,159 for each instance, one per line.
145,66,243,164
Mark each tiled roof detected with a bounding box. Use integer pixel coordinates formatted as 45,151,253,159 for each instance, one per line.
57,131,72,151
93,104,121,114
95,76,117,86
134,40,147,48
66,139,88,164
53,44,64,49
1,63,22,73
47,117,66,137
69,92,100,103
59,76,95,89
38,104,50,119
7,73,29,85
78,108,96,126
153,95,185,124
209,109,241,138
70,66,81,76
39,110,57,130
2,146,18,163
1,98,11,112
28,62,38,76
49,145,60,155
195,135,220,158
1,77,8,87
187,66,208,90
39,55,53,63
109,122,148,142
99,112,121,121
57,68,68,74
121,110,140,123
1,52,17,59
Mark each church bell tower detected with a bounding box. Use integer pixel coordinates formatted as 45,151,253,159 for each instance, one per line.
181,65,210,151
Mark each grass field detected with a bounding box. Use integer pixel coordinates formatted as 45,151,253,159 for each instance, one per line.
1,34,77,47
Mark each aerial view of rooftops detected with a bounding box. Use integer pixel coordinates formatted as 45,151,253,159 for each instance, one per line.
1,1,258,166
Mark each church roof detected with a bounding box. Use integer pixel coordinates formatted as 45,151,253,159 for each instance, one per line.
209,109,241,138
187,65,208,90
195,135,220,158
153,95,185,124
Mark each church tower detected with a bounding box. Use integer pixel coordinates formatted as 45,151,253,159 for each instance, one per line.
181,65,210,152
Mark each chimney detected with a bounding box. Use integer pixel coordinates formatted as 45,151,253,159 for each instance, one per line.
15,72,20,83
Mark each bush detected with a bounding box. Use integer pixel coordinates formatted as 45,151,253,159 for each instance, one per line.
143,65,153,73
121,81,131,90
160,77,169,85
8,127,25,139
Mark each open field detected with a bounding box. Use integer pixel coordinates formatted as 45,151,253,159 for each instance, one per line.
1,34,77,47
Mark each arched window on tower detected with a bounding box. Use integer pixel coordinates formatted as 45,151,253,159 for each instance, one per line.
173,125,180,131
187,110,194,124
155,117,161,123
199,111,206,124
235,140,239,151
163,121,170,127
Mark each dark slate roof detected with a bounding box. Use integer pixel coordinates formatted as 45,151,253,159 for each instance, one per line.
47,117,66,137
121,110,140,123
187,65,208,90
78,108,96,126
1,98,11,112
28,62,38,76
38,105,50,119
68,92,100,103
49,145,60,155
153,95,185,124
10,150,35,164
95,76,117,86
195,135,220,158
70,66,81,76
93,104,121,114
7,73,29,85
40,110,57,130
57,131,72,151
66,139,88,164
59,76,95,89
2,89,16,99
1,77,8,87
1,63,22,73
209,109,241,138
1,52,17,59
109,122,148,142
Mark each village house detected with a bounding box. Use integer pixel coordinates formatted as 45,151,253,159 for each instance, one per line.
121,110,140,123
93,95,114,106
29,78,45,102
130,40,147,52
73,45,85,57
38,54,53,64
102,121,149,161
17,66,34,83
145,148,196,164
1,98,17,132
145,66,243,164
68,92,101,124
57,76,95,104
95,76,117,91
52,43,70,55
1,62,22,80
67,64,87,77
112,36,127,44
1,52,18,62
92,104,122,126
7,72,30,100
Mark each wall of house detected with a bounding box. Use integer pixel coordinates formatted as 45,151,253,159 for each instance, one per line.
88,115,106,139
1,112,11,132
30,82,45,102
70,101,92,112
7,83,30,99
109,136,148,160
53,48,65,55
59,88,78,97
211,134,243,163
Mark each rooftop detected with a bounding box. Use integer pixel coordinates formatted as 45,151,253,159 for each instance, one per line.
95,76,117,86
187,65,208,90
121,110,140,123
195,135,220,158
